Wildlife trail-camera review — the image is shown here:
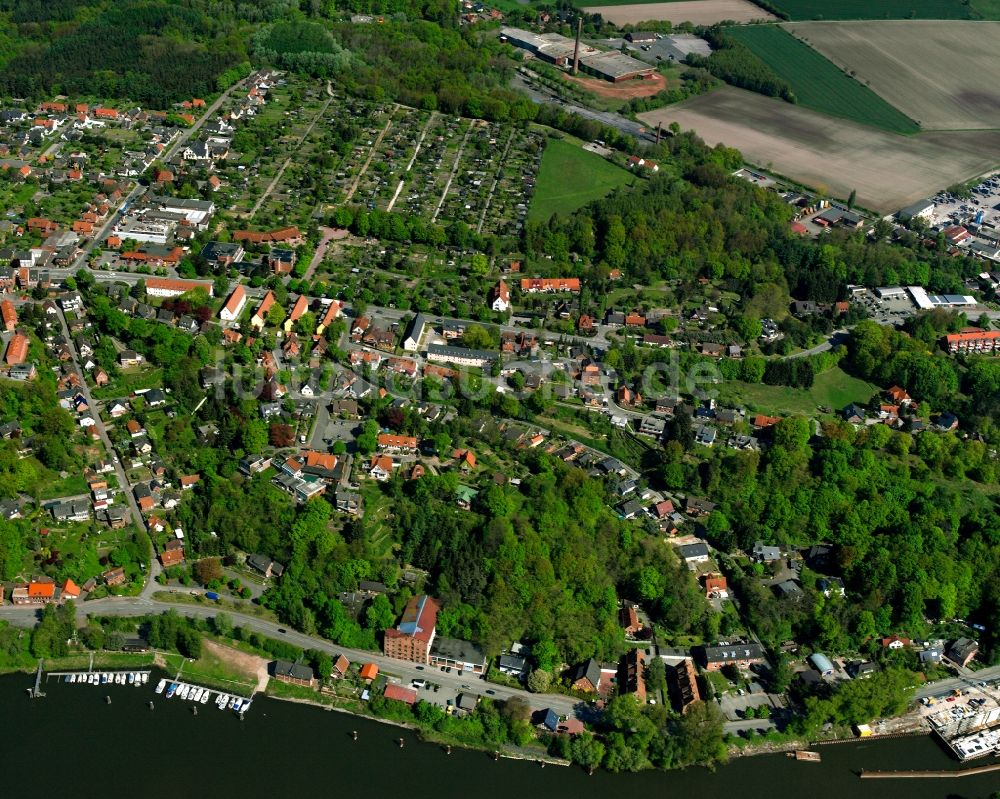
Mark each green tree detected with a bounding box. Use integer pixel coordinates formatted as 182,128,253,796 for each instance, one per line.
365,594,395,631
527,668,552,693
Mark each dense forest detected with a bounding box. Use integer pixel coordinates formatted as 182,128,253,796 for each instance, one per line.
0,1,245,106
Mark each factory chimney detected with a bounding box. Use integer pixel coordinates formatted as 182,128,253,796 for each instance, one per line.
572,16,582,75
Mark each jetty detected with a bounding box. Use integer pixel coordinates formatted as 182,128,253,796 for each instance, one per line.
29,659,45,698
788,750,821,762
861,761,1000,779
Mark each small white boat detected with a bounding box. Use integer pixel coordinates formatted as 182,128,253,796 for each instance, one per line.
94,673,101,685
200,690,210,704
134,673,141,687
141,673,149,685
219,694,229,708
241,700,251,713
155,679,166,694
116,673,125,685
128,673,135,685
230,697,239,710
193,688,204,702
179,685,190,700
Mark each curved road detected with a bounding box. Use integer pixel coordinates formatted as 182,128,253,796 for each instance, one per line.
0,597,586,719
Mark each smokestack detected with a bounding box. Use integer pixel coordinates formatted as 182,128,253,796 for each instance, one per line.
573,17,582,75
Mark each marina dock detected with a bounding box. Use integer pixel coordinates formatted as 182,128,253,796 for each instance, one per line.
41,669,255,715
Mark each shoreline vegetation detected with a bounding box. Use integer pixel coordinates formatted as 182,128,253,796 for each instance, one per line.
4,651,910,770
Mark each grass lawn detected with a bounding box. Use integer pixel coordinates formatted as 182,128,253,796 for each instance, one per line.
715,366,876,416
93,367,163,399
37,470,89,500
725,25,919,134
163,648,259,695
529,137,635,223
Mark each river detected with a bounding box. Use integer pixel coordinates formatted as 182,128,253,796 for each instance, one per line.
2,672,998,797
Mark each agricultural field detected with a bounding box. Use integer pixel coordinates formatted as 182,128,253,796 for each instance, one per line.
529,137,636,222
583,0,774,25
725,25,918,134
764,0,987,19
786,21,1000,131
638,86,1000,212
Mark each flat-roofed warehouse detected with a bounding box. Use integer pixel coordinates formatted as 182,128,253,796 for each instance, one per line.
579,50,655,82
500,27,599,66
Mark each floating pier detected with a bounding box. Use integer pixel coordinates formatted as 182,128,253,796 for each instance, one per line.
860,762,1000,779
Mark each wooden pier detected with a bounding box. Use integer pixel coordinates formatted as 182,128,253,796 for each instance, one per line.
29,660,44,698
860,761,1000,779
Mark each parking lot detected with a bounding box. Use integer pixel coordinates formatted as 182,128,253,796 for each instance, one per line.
929,171,1000,229
853,288,918,327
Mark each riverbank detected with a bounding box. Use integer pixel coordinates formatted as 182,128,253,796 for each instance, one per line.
265,688,572,767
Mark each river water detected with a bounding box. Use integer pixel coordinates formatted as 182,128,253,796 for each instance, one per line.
2,672,998,797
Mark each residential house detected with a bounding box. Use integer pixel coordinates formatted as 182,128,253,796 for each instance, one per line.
698,642,765,672
948,638,979,668
617,648,645,702
272,660,316,688
219,284,247,322
491,280,510,312
570,658,603,693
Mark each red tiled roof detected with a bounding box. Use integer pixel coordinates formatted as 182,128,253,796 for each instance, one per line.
383,684,417,705
378,433,417,449
5,332,29,365
946,330,1000,344
520,277,580,292
221,284,246,316
28,581,55,598
233,226,300,244
304,450,337,471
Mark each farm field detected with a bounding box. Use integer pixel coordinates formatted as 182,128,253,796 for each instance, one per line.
786,21,1000,131
725,25,918,134
583,0,773,25
766,0,979,19
638,86,1000,213
529,137,636,222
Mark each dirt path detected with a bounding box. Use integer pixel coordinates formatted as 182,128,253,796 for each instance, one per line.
432,119,475,222
344,106,397,203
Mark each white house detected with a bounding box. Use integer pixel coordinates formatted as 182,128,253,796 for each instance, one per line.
219,285,247,322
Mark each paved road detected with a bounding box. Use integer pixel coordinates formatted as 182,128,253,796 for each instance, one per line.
0,598,585,718
55,306,143,529
68,78,247,272
786,330,849,359
914,664,1000,699
511,72,653,144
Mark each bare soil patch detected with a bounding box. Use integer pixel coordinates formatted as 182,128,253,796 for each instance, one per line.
786,20,1000,131
583,0,775,25
639,86,1000,212
203,639,271,692
565,71,666,99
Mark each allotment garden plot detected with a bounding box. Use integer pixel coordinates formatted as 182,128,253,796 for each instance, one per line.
786,21,1000,131
334,105,545,238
